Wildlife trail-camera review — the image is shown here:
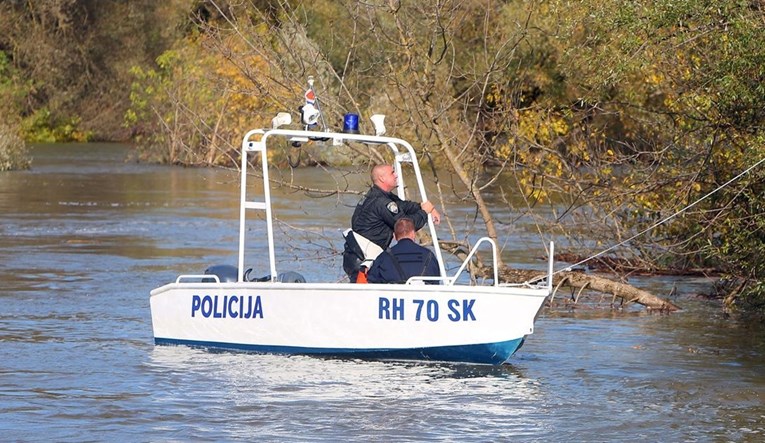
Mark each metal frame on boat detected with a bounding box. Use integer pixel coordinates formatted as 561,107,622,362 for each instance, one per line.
150,123,554,365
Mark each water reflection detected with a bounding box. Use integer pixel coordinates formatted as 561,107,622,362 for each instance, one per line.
147,346,544,440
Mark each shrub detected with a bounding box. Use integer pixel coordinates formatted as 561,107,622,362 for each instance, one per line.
0,122,31,171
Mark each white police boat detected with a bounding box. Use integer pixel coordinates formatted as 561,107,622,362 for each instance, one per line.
150,108,553,365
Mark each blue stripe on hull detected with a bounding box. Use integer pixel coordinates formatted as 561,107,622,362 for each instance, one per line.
153,337,525,365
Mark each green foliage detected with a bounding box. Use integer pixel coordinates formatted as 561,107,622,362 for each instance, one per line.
124,32,274,165
4,46,93,143
734,281,765,319
710,164,765,309
0,0,194,141
0,50,31,169
0,50,29,118
532,0,765,315
0,50,10,88
21,108,93,143
125,48,203,163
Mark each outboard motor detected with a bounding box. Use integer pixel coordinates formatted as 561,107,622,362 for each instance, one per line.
203,265,239,283
276,271,306,283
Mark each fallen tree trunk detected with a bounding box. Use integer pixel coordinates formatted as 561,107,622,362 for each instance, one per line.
439,240,681,312
485,267,681,312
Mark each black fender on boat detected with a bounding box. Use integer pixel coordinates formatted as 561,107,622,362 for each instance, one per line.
203,265,239,282
203,265,306,283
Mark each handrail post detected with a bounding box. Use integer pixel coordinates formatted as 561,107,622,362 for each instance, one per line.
548,241,555,291
448,237,499,286
237,140,249,282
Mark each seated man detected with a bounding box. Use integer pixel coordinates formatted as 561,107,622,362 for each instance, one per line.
366,217,441,284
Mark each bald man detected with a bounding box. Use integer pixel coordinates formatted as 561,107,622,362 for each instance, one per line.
342,164,440,282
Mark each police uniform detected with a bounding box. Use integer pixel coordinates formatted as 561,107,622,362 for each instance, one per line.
343,185,429,281
351,185,428,249
366,238,440,284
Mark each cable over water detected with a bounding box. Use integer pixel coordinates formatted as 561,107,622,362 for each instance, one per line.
527,154,765,284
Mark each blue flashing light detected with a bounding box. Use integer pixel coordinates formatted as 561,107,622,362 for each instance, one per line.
343,113,360,134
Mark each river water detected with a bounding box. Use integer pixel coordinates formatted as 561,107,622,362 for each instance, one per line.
1,143,764,442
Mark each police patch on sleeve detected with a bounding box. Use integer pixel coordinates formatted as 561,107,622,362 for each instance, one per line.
386,201,399,214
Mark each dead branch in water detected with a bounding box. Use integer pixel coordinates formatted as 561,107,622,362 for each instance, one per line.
440,240,681,312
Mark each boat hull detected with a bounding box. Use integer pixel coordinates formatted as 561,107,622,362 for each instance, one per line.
153,337,525,365
150,281,546,365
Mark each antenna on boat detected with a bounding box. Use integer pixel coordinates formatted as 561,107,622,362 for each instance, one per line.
300,76,328,131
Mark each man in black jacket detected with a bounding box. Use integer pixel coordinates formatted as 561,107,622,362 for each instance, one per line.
366,217,440,284
343,164,441,282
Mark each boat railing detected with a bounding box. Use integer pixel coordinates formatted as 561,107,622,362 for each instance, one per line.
405,238,554,289
239,127,447,283
497,241,555,290
438,237,499,286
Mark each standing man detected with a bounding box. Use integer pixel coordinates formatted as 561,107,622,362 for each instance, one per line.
366,217,441,284
343,164,441,282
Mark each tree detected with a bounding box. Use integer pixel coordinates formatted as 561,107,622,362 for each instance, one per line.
534,0,765,314
0,0,191,141
0,49,30,170
122,0,765,314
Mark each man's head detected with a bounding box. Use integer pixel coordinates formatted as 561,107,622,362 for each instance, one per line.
394,217,416,241
371,164,398,192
